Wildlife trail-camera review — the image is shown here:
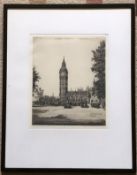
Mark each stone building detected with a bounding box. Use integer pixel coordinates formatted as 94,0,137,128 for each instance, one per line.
59,58,68,105
59,58,90,106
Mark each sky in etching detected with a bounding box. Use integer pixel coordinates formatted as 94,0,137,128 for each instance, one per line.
33,35,106,97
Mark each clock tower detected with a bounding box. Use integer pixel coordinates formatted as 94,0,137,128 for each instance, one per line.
59,58,68,105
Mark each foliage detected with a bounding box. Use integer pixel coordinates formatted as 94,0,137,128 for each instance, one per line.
33,66,41,94
91,41,105,101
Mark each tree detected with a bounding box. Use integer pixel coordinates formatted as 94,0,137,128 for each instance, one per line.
91,40,105,108
33,66,41,95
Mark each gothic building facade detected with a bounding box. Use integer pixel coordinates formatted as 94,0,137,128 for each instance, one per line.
59,58,68,104
59,58,90,106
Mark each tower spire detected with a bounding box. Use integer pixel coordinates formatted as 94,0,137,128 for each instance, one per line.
62,57,66,68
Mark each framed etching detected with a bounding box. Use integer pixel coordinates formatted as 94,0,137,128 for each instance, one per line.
1,4,136,173
32,35,106,126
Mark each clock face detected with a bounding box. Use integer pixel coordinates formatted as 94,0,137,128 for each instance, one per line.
60,72,66,77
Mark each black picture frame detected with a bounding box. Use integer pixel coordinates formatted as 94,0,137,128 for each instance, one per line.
1,3,136,173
